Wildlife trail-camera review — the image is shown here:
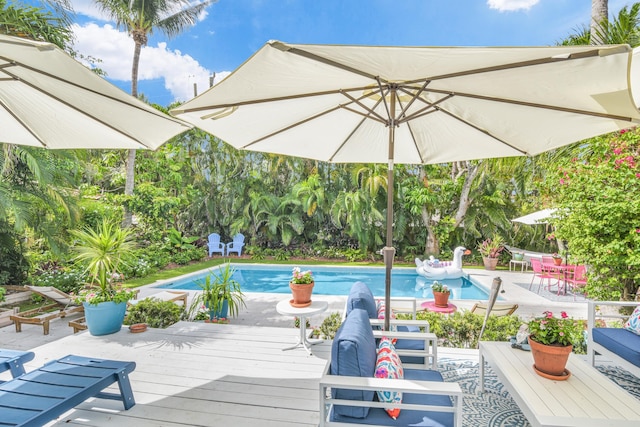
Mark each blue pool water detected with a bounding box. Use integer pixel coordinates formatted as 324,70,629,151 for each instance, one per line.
155,264,490,300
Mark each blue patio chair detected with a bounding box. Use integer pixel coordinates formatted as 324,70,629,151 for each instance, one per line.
207,233,225,257
226,233,245,256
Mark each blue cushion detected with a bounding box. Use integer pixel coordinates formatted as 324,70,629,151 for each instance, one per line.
331,308,377,418
592,328,640,368
330,369,454,426
346,281,377,319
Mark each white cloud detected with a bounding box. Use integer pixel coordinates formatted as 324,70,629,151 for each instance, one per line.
68,1,219,103
71,23,226,102
487,0,540,12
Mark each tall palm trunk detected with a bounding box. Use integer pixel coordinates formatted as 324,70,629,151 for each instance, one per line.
591,0,608,44
123,37,144,227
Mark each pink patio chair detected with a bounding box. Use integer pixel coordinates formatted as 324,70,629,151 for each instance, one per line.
530,258,555,293
566,264,588,299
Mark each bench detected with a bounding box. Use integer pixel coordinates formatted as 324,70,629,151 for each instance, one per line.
0,349,34,380
0,354,136,426
587,300,640,378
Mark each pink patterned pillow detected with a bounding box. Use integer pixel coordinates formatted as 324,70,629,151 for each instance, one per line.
623,306,640,335
376,300,396,320
374,337,404,419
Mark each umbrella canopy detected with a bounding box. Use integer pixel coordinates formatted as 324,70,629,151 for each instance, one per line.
0,34,192,149
511,208,557,225
172,41,640,329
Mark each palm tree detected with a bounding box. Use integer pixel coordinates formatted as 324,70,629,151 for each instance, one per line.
591,0,608,44
93,0,216,227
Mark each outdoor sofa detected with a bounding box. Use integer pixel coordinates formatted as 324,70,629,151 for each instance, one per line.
587,300,640,379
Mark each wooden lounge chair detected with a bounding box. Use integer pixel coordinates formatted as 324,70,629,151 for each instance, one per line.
0,349,34,380
10,286,84,335
0,355,136,426
470,302,519,316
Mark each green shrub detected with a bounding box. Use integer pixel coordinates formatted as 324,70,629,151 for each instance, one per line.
29,268,86,295
124,298,184,328
311,312,342,339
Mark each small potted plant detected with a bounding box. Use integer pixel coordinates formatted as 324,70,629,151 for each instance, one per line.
290,267,314,307
478,235,505,270
527,311,583,379
194,263,245,322
431,281,451,308
552,253,563,266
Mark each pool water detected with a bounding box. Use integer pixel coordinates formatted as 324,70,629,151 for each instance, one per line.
155,264,489,300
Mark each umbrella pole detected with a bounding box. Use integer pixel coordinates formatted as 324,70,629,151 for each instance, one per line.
383,89,397,331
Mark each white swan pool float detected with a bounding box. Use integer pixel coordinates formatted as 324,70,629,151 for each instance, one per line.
415,246,470,280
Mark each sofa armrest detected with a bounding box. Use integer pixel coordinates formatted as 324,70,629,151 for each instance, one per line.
587,300,640,330
369,318,429,332
342,296,418,321
371,329,438,370
319,361,462,427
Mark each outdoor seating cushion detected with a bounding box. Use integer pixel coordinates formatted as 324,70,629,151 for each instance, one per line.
592,328,640,368
345,281,377,319
331,307,377,418
329,368,454,426
375,337,404,419
623,306,640,335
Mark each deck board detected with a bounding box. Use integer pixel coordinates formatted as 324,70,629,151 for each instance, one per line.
22,322,330,426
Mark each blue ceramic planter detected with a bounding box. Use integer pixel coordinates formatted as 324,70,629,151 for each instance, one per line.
207,300,229,320
83,301,127,336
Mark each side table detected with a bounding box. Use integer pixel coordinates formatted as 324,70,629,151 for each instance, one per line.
421,301,457,314
276,299,328,355
509,259,528,272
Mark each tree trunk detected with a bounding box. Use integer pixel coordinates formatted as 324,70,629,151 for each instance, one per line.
453,161,481,227
122,40,143,228
591,0,608,45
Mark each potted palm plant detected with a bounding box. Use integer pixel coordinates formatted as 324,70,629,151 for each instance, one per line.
194,263,245,322
478,235,505,270
71,220,137,336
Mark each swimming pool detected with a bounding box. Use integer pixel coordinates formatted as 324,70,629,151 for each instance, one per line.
154,264,490,300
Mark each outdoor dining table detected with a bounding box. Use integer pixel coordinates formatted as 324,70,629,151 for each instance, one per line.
541,263,577,295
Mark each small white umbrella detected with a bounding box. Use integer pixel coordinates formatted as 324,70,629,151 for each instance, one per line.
511,208,557,225
0,34,192,149
173,41,640,329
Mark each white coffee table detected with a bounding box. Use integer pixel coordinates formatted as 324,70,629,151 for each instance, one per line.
276,299,328,355
480,341,640,427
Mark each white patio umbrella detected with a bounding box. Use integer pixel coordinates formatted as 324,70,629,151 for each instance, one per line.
172,41,640,329
511,208,557,225
0,34,192,149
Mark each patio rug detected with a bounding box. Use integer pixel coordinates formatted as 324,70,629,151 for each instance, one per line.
438,358,640,427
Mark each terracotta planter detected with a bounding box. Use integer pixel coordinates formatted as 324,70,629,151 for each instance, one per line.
553,258,562,266
529,336,572,379
433,291,450,308
482,257,499,270
290,282,314,308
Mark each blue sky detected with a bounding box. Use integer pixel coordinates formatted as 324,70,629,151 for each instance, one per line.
60,0,631,106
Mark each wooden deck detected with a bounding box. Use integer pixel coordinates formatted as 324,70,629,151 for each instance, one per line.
14,322,332,427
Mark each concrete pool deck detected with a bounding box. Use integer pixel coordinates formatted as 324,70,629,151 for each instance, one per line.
0,268,588,351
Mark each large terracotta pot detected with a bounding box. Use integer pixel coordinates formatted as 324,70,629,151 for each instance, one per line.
290,282,314,307
482,257,499,270
433,291,450,308
529,335,572,379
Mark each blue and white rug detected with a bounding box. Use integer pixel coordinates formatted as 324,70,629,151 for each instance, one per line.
438,359,640,427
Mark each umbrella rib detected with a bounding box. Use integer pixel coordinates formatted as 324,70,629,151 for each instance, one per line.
270,41,382,80
420,46,622,82
340,88,388,124
426,87,638,122
438,108,529,155
0,98,50,148
397,92,454,124
175,85,378,113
